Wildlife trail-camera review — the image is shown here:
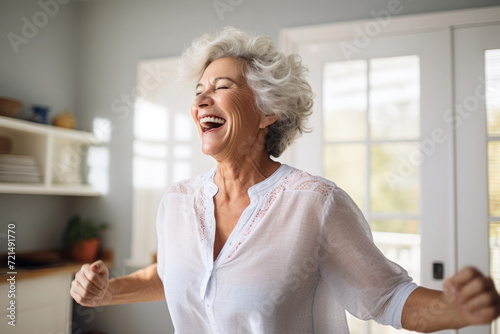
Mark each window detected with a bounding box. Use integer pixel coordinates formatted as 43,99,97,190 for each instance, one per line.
127,57,213,267
323,55,421,281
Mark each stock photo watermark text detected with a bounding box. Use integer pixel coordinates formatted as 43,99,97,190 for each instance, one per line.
5,223,17,327
7,0,71,54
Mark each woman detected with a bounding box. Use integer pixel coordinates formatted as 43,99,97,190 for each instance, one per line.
71,27,500,333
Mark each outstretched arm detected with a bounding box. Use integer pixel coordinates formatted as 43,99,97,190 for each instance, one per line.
401,267,500,332
70,260,165,307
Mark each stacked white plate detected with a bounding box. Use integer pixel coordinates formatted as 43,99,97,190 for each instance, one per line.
0,154,42,183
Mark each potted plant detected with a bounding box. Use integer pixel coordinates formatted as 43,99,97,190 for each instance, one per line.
62,215,109,263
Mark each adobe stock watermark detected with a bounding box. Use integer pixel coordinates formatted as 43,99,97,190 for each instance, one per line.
404,291,452,331
7,0,71,55
340,0,411,60
110,63,171,121
385,75,496,187
213,0,243,21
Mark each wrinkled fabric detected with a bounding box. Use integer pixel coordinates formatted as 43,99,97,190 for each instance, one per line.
156,164,417,333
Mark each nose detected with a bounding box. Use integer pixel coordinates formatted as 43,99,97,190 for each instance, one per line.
193,91,214,109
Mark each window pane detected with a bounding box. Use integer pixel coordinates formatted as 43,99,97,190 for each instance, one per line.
371,143,420,213
134,141,167,159
133,157,167,189
371,220,420,283
369,56,420,140
323,60,367,141
371,219,419,234
486,50,500,137
372,229,421,283
324,144,365,210
490,141,500,217
134,99,169,141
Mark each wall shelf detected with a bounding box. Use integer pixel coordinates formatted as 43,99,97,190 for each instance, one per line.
0,115,103,196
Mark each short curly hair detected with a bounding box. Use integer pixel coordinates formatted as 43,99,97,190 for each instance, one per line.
179,27,314,157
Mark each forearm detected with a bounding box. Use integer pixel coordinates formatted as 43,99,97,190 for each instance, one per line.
401,287,467,332
101,263,165,306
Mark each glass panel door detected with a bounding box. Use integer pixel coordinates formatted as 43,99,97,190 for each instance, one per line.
323,56,421,286
294,29,455,334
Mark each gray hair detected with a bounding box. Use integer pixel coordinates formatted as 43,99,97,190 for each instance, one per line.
179,27,314,157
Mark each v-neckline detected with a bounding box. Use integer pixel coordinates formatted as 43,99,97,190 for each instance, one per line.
205,163,290,265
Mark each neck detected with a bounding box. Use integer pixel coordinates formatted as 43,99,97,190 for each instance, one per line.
214,150,280,199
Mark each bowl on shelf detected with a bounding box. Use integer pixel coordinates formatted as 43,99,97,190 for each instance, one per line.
0,97,23,118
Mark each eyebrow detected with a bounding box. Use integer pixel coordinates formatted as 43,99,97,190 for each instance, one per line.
196,77,237,90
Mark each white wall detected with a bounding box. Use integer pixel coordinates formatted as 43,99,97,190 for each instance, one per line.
0,0,77,253
2,0,500,333
0,0,77,119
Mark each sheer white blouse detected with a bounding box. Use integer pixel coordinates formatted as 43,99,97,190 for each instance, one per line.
156,164,418,333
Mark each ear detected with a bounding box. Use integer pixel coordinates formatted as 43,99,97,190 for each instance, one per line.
259,114,278,129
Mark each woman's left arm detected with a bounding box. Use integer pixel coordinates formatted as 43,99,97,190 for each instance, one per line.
401,267,500,332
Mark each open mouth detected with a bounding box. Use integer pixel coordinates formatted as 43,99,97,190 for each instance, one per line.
200,116,226,133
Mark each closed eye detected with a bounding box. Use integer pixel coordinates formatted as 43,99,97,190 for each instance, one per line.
195,86,228,96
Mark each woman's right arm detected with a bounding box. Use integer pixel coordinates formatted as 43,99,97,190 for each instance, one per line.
70,260,165,307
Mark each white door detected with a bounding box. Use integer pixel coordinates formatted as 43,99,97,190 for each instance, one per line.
291,29,456,334
454,23,500,334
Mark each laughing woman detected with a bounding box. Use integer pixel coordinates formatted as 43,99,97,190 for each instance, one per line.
70,27,500,333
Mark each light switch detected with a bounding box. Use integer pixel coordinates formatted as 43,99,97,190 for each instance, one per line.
433,262,444,280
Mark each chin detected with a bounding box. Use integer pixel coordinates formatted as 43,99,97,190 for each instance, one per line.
201,144,220,157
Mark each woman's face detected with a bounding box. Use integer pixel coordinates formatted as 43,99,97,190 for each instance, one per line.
191,57,275,161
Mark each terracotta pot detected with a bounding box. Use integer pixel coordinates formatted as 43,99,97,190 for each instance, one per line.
70,238,100,263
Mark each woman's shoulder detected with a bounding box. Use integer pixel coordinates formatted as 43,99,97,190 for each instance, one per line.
281,165,338,198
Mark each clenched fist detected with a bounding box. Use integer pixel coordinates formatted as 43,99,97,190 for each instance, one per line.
70,260,110,307
444,266,500,326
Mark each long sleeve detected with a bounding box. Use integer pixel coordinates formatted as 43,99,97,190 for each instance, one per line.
318,186,418,328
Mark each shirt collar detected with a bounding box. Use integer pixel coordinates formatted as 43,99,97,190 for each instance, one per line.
205,164,292,198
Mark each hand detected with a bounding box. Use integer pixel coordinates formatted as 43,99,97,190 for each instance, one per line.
70,260,110,307
444,266,500,326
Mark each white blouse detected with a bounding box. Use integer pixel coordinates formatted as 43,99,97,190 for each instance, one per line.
156,164,418,333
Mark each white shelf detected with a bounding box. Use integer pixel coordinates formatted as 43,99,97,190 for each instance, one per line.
0,115,103,196
0,183,101,196
0,115,100,143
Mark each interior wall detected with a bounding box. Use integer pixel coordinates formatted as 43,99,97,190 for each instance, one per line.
0,0,77,119
0,0,77,253
72,0,500,333
0,194,71,252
